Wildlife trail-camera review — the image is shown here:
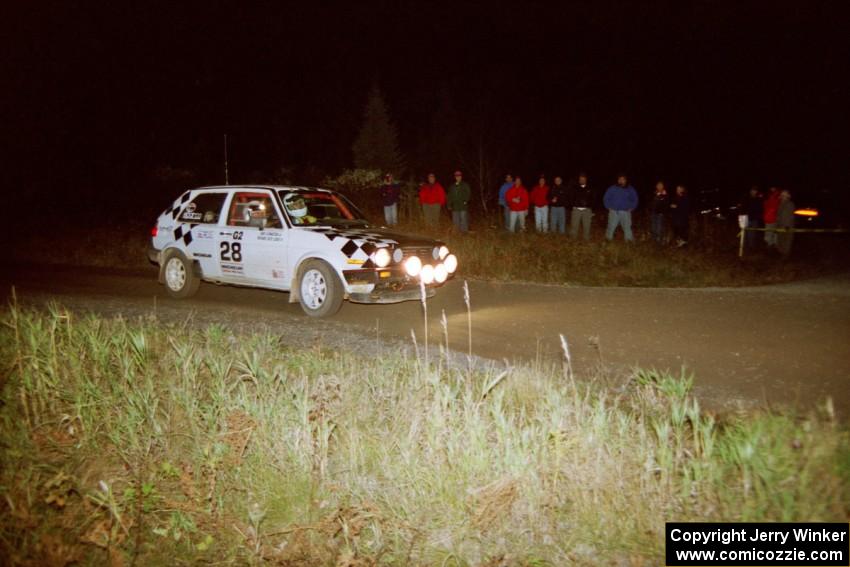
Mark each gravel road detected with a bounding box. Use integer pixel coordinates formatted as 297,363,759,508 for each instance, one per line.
4,264,849,415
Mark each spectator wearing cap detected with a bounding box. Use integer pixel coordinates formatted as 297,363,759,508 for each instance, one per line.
447,170,471,232
498,173,514,230
505,176,529,232
549,175,568,234
567,172,594,240
419,173,446,227
530,175,550,233
380,173,401,226
603,174,639,242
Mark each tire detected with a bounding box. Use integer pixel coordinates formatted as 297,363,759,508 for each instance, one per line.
162,251,200,299
297,259,343,317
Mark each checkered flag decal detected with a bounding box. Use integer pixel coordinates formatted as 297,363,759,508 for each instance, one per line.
163,191,192,220
172,223,198,247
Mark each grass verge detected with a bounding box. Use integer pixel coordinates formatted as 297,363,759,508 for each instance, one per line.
1,303,848,565
11,213,850,287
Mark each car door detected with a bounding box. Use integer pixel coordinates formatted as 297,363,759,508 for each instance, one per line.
217,190,288,288
175,191,228,279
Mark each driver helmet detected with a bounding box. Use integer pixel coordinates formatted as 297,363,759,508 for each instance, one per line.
284,193,308,218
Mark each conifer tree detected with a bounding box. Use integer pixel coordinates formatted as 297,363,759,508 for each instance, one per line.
352,84,406,174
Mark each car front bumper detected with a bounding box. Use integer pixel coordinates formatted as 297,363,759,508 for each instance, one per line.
348,286,436,304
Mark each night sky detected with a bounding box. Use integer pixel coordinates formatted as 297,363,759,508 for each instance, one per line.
6,1,849,214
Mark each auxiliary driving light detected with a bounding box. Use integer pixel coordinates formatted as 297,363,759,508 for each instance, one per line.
434,263,448,283
373,247,391,268
438,245,449,260
444,254,458,274
404,255,422,277
420,264,435,284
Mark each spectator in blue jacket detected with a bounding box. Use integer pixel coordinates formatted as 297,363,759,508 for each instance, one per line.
498,173,514,230
603,174,639,241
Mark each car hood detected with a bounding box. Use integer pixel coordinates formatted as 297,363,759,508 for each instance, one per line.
301,226,444,248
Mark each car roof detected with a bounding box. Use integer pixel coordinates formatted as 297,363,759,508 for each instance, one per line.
194,185,333,193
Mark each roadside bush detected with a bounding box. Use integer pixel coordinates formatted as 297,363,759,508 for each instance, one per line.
322,168,384,195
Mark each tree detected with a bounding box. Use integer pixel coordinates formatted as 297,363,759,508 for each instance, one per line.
352,85,406,175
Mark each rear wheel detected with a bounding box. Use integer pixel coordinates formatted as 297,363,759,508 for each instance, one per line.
298,259,343,317
163,252,200,299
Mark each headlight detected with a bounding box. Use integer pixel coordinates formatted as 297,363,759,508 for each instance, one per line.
392,247,404,263
438,245,449,260
444,254,458,274
373,247,391,268
404,256,422,277
420,264,435,284
434,263,448,283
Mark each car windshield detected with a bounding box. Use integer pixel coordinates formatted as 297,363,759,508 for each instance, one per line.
277,190,370,227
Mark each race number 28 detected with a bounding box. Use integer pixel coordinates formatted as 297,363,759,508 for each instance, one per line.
220,241,242,262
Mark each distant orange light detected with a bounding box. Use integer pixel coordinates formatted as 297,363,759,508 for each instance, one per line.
794,208,819,217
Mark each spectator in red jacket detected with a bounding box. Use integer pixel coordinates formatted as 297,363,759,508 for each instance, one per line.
505,176,529,233
763,186,781,248
530,175,550,233
419,173,446,227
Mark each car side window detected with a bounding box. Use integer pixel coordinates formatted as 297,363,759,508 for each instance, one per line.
226,192,282,229
179,193,227,224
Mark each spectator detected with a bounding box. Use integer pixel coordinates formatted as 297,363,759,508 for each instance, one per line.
549,175,568,234
776,189,796,256
603,174,638,241
669,184,690,247
380,173,401,226
447,170,471,232
505,176,529,233
530,175,550,232
649,180,669,244
744,185,763,251
498,174,514,230
567,172,594,240
763,186,781,249
419,173,446,227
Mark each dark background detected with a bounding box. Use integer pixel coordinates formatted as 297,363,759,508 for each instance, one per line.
4,1,849,218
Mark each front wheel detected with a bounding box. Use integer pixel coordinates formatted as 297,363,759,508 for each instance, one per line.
162,252,200,299
298,259,343,317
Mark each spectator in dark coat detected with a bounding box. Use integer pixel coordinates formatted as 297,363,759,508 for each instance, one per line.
567,172,594,240
549,175,568,234
669,184,690,247
776,189,796,256
649,180,669,244
380,173,401,226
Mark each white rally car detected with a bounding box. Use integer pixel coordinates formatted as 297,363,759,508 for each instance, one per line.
148,185,458,316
